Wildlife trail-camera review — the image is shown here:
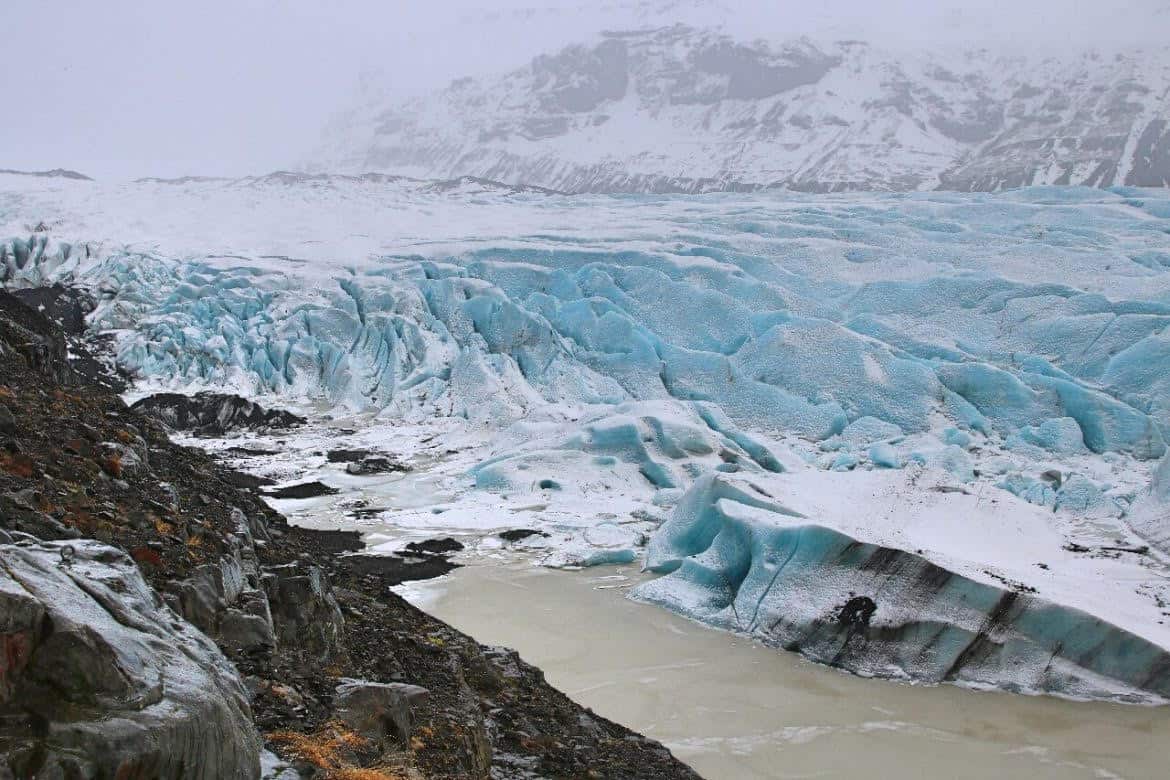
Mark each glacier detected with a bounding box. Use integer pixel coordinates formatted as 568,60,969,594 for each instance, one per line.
634,472,1170,703
3,172,1170,700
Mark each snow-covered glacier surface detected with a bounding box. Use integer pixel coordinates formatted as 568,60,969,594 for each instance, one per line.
4,173,1170,701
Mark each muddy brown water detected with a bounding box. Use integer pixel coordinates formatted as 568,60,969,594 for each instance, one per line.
407,561,1170,780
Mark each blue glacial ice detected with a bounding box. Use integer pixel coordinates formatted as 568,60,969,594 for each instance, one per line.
1129,450,1170,554
13,222,1167,465
635,473,1170,703
6,182,1170,698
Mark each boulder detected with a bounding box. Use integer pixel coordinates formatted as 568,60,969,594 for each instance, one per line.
167,510,275,655
344,456,409,476
0,538,261,778
263,561,345,663
333,679,429,750
261,481,338,500
129,392,305,436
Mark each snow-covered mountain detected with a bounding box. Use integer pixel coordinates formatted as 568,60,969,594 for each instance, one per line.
310,25,1170,193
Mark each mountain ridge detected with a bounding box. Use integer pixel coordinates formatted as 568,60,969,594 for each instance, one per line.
309,24,1170,193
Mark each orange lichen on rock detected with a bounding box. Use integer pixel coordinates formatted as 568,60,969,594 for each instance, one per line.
266,723,417,780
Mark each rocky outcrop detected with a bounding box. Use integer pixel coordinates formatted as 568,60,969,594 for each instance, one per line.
0,288,702,779
263,559,345,663
130,392,306,436
0,290,76,385
166,509,276,656
333,679,429,751
0,168,92,181
344,456,408,475
0,538,260,779
262,481,339,500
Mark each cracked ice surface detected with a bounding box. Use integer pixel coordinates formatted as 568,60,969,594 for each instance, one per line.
3,173,1170,698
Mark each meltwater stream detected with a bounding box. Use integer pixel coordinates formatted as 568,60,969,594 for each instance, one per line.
407,562,1169,780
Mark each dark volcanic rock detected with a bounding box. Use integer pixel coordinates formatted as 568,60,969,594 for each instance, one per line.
10,283,91,335
405,537,464,556
340,551,460,586
264,560,346,663
223,470,277,490
328,448,410,474
0,291,75,385
130,391,306,436
262,480,339,499
333,679,429,751
345,455,409,475
499,528,549,543
5,285,125,390
0,539,260,779
326,448,375,463
288,526,364,555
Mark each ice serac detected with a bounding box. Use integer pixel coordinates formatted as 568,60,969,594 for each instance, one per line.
311,25,1170,194
0,234,90,289
0,539,260,778
635,474,1170,703
33,212,1163,465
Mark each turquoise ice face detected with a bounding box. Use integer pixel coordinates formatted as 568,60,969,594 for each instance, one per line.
18,187,1166,467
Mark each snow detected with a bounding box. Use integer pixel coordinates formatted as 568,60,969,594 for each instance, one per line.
635,469,1170,702
3,172,1170,699
308,26,1170,194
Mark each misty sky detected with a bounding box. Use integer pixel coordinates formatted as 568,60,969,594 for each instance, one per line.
5,0,1168,180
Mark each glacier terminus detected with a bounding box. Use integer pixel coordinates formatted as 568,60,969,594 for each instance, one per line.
4,171,1170,706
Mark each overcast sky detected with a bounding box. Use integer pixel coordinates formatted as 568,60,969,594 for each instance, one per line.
5,0,1167,180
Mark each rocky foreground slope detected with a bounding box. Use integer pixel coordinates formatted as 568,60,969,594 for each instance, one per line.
311,24,1170,193
0,287,700,778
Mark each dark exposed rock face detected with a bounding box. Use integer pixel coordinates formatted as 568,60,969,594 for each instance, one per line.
341,550,460,586
405,537,464,556
0,539,260,779
333,679,429,751
130,392,306,436
0,290,76,385
0,168,92,181
498,528,549,543
263,560,346,662
325,448,376,463
327,449,410,475
344,455,409,475
262,481,339,500
0,285,123,391
166,509,276,655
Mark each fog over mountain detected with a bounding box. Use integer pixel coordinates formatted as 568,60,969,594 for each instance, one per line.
310,25,1170,192
5,0,1170,182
